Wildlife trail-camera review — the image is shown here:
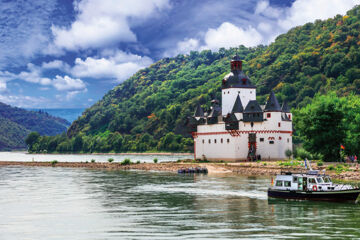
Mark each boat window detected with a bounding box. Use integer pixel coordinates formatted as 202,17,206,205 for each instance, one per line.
275,181,283,187
324,177,331,183
284,181,291,187
308,178,316,184
316,177,324,184
293,176,298,182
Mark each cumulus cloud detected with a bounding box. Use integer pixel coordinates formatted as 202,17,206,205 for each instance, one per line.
52,75,87,91
41,60,71,72
169,0,359,55
0,94,48,108
51,0,170,51
202,22,263,51
71,50,153,82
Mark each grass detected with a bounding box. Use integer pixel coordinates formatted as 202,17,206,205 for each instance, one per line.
278,160,302,167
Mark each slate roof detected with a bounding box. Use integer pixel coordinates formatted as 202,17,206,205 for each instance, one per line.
222,71,256,89
244,100,263,113
281,112,291,121
264,91,281,112
208,106,221,118
193,103,204,117
231,95,244,113
281,102,291,113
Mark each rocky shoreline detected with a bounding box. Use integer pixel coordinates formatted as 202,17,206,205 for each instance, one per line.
1,160,360,181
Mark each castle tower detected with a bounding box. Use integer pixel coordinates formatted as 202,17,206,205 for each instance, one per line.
221,55,256,115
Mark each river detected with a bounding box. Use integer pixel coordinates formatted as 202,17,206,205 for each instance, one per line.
1,165,360,239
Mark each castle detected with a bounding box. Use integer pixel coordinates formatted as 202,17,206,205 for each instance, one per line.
188,56,293,161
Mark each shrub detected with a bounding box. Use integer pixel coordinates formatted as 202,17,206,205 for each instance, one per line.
317,160,324,166
121,158,132,165
327,164,335,171
108,158,114,163
51,160,58,166
153,158,158,163
295,147,312,160
91,159,96,163
136,160,140,164
285,149,293,159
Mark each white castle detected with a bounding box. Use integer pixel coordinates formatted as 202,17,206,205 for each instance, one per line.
189,56,293,161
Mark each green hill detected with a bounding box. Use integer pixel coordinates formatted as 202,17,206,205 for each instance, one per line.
0,102,70,150
29,5,360,153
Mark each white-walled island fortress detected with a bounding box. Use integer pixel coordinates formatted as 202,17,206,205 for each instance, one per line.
188,56,293,161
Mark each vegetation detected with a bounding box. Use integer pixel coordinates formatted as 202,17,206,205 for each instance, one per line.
153,158,158,163
0,102,69,150
26,6,360,156
108,158,114,163
120,158,132,165
285,149,293,159
295,93,360,161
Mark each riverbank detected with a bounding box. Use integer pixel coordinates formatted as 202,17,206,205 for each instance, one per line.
1,160,360,181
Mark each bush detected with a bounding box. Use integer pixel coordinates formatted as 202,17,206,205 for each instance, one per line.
327,164,335,171
136,160,140,164
108,158,114,163
285,149,293,159
153,158,158,163
121,158,132,165
317,160,324,166
51,160,58,166
91,159,96,163
295,147,312,160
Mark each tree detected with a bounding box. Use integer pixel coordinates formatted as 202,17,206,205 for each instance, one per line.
285,149,293,159
25,132,40,148
294,93,345,162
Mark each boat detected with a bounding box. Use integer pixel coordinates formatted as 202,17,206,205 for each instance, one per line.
268,170,360,203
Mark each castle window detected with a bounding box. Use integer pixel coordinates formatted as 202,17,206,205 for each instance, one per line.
287,138,289,143
202,139,204,144
238,91,240,94
223,91,226,95
227,139,230,143
221,138,223,143
279,136,282,140
250,91,252,94
209,139,211,144
228,91,230,94
251,122,254,128
260,138,264,142
269,141,274,144
288,114,291,120
267,113,271,118
214,139,217,144
278,122,281,127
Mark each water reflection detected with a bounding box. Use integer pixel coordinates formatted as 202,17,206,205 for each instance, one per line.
0,166,360,239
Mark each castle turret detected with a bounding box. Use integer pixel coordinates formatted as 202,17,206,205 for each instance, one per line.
281,102,292,121
231,94,243,120
193,103,204,120
222,55,256,115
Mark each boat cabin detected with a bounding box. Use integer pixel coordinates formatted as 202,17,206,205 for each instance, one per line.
273,171,336,192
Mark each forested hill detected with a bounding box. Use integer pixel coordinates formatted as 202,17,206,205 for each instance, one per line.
31,5,360,153
0,102,70,150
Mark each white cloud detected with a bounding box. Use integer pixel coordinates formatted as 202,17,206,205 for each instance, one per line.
51,0,170,51
52,75,87,91
17,64,52,85
41,60,70,72
168,0,359,55
278,0,359,30
71,50,153,82
202,22,263,51
0,94,48,108
0,0,58,68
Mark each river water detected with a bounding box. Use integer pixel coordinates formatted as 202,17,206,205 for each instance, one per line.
1,166,360,239
0,152,191,163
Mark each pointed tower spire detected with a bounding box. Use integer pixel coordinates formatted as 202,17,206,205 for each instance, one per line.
193,103,204,117
264,91,281,112
231,94,244,113
281,102,291,113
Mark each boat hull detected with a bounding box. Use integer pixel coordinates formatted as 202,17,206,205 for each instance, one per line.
268,188,360,203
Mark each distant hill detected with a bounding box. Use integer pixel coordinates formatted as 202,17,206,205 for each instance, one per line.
27,108,85,123
29,5,360,153
0,102,70,150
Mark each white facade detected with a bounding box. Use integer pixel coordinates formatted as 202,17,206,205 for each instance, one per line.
222,88,256,115
194,112,293,161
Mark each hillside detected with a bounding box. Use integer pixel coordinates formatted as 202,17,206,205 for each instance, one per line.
0,102,70,150
30,5,360,153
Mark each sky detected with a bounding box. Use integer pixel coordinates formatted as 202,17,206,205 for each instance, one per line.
0,0,359,108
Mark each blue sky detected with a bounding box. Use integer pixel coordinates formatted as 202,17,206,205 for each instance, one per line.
0,0,358,108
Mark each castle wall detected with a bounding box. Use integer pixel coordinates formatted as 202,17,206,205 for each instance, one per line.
195,113,293,161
